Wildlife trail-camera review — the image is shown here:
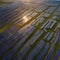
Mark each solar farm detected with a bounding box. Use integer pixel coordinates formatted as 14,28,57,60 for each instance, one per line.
0,1,60,60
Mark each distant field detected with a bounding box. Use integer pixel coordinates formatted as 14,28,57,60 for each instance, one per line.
0,2,13,4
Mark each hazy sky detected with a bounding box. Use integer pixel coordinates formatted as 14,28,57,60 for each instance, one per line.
33,0,60,1
17,0,60,3
0,0,60,3
20,0,60,2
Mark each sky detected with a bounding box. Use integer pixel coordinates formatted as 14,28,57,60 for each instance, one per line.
19,0,60,2
16,0,60,3
0,0,60,3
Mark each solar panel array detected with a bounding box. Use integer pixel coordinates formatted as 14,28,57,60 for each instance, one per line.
0,2,60,60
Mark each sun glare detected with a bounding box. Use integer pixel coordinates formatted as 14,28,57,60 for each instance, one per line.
23,16,28,23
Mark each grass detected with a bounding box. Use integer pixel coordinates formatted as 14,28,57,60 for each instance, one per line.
0,23,11,33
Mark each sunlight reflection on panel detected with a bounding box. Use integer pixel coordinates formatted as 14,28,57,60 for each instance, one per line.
22,16,28,23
